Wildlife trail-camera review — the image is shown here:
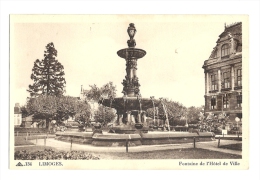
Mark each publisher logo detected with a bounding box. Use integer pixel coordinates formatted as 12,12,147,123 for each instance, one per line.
16,162,23,166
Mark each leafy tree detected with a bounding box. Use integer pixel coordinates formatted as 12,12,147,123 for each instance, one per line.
84,82,117,101
26,95,91,129
162,100,187,123
74,101,91,127
146,99,187,126
186,106,204,122
94,105,116,126
20,105,29,118
82,82,117,127
27,42,66,97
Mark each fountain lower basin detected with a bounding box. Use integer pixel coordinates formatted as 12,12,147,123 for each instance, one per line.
55,131,215,147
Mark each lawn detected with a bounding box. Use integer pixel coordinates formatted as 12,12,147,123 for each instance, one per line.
15,136,55,146
15,146,58,151
219,143,242,151
14,146,242,159
92,148,242,159
15,136,35,146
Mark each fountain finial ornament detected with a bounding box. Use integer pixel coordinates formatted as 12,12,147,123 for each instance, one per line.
127,23,136,47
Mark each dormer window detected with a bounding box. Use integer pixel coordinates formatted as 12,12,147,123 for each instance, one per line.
221,44,230,58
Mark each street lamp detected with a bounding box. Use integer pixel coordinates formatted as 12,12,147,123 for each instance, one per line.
185,117,188,127
235,117,240,137
235,116,240,128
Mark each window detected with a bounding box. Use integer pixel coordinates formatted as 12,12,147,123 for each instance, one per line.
223,72,230,88
237,92,242,107
221,44,230,57
211,96,216,109
211,74,217,90
223,94,229,109
237,69,242,86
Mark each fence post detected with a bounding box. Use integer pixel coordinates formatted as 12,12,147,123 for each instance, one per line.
35,136,38,145
218,137,220,148
17,131,18,136
26,132,28,141
70,138,73,151
44,136,46,146
193,137,196,148
126,139,129,153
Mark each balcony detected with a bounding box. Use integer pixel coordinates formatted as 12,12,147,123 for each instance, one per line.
234,86,242,90
221,88,232,92
209,90,218,93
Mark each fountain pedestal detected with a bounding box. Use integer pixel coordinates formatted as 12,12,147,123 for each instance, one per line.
98,23,156,134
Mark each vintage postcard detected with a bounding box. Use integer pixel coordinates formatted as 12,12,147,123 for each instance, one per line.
10,14,249,170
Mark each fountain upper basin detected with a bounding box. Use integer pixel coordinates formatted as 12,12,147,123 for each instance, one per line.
99,96,161,111
117,48,146,59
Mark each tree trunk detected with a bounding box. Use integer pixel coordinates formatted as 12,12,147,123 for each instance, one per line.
46,118,50,130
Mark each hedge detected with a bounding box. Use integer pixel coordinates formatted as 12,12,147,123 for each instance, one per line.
14,128,49,133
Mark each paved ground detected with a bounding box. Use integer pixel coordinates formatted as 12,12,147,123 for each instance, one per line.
20,137,242,156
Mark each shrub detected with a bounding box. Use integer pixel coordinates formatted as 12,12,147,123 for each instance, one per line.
65,121,80,127
173,126,188,131
171,120,186,126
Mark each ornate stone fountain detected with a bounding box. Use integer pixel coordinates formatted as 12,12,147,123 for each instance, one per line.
55,23,215,147
99,23,160,133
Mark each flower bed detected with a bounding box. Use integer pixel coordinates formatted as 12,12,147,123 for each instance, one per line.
14,149,100,160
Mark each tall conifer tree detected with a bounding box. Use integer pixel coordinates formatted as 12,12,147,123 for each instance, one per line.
28,42,66,97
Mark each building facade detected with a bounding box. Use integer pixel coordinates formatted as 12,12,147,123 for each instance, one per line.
202,22,242,125
80,85,98,122
14,103,22,127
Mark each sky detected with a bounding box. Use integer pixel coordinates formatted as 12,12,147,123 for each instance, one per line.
11,15,246,107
